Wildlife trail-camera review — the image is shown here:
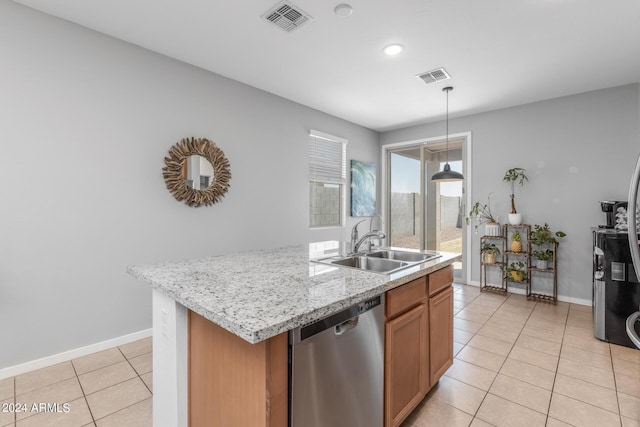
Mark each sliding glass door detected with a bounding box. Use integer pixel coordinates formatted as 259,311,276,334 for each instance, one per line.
388,149,422,249
386,139,466,281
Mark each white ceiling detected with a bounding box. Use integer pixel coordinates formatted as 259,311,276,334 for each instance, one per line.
11,0,640,132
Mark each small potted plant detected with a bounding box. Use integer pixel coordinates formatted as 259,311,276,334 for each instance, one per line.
530,223,566,269
467,193,500,236
530,223,567,247
510,230,523,253
532,249,554,270
503,261,527,282
503,167,528,225
481,242,500,264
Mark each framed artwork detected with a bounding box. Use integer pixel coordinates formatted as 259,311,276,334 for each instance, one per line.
351,160,376,216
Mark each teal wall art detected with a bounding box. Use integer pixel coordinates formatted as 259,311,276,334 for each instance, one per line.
351,160,376,216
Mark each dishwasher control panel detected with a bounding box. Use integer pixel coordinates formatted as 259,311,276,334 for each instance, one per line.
361,295,382,312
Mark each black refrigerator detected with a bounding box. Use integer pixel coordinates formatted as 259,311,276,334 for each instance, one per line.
593,228,640,348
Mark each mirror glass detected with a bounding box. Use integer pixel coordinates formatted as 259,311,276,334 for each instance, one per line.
183,155,215,190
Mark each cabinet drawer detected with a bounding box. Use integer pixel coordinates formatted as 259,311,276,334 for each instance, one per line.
386,277,427,318
428,265,453,296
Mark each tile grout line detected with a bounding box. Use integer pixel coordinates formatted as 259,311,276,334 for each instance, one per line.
467,291,508,424
78,346,154,424
441,286,489,423
562,308,621,415
609,343,623,427
425,286,624,427
538,305,625,423
454,288,518,424
469,292,550,423
543,302,568,426
446,297,488,424
118,347,153,395
70,358,97,425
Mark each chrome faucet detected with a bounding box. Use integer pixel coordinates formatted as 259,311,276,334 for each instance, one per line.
353,230,386,254
350,219,366,253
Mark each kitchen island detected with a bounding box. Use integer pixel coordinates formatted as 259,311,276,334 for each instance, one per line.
128,241,461,427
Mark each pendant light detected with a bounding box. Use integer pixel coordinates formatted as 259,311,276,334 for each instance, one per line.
431,86,464,182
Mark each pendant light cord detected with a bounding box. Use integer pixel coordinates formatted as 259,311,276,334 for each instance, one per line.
431,86,463,182
445,87,449,164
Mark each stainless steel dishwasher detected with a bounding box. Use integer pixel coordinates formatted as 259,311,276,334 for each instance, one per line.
289,295,384,427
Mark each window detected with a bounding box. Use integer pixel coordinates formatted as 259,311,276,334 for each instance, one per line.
309,130,347,228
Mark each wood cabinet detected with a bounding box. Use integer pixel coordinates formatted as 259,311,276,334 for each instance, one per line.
188,311,288,427
385,297,428,427
427,264,454,385
187,265,453,427
384,265,454,427
429,285,454,384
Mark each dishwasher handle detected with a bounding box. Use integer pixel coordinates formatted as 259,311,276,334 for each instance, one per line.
335,317,359,335
626,310,640,349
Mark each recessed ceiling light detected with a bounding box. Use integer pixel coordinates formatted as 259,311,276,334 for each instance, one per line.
383,44,404,56
334,4,353,18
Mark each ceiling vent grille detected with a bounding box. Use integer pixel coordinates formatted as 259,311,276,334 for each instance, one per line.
262,1,312,33
417,68,451,84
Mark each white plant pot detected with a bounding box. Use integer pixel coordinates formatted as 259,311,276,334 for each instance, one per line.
485,222,501,236
508,213,523,225
536,259,548,270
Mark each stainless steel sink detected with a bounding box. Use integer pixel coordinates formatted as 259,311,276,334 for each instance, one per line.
331,256,409,273
312,248,441,275
366,249,441,263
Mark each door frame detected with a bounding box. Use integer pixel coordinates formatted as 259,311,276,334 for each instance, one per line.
381,131,472,285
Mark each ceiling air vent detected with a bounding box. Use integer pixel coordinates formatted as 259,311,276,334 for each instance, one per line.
262,1,312,33
417,68,451,84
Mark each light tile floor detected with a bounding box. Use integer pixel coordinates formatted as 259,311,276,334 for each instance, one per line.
403,283,640,427
0,337,152,427
3,283,640,427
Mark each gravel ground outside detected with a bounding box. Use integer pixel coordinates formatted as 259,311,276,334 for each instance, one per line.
391,227,462,252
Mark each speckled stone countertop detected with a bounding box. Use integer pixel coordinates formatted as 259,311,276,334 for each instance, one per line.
128,241,461,344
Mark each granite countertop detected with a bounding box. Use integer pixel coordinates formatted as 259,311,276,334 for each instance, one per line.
127,241,461,344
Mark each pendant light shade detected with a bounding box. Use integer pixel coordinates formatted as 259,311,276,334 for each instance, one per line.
431,86,464,182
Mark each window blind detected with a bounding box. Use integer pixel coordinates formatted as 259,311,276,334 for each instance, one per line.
309,130,347,183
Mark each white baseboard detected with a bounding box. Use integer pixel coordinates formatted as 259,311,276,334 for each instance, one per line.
0,328,152,380
465,280,591,307
556,295,592,306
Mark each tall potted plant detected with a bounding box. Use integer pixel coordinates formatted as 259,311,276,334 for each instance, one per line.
503,167,528,225
467,193,500,236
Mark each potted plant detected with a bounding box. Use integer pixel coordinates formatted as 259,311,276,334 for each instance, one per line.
467,193,500,236
532,249,554,269
530,223,567,246
510,230,523,253
530,223,566,269
481,242,500,264
503,261,527,282
503,167,528,225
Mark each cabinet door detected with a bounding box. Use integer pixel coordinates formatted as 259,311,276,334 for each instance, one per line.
385,304,428,427
429,286,454,385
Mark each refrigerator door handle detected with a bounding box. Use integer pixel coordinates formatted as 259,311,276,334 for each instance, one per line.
626,310,640,349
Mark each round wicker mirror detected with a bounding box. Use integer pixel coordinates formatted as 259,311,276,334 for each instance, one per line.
162,137,231,207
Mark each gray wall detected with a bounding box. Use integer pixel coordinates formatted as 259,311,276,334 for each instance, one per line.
382,84,640,302
0,1,379,368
